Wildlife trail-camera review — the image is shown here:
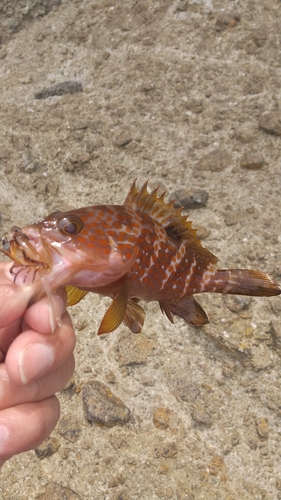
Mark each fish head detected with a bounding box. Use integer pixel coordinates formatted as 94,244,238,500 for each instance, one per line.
2,206,138,289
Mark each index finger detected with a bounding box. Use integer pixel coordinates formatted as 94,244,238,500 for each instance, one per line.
0,263,37,329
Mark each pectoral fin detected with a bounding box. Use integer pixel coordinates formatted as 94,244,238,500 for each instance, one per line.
159,297,209,326
123,298,146,334
66,286,89,306
98,281,129,335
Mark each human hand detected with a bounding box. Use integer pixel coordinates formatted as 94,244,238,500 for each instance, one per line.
0,262,75,466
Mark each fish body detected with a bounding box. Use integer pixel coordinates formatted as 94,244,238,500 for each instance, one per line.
2,181,280,334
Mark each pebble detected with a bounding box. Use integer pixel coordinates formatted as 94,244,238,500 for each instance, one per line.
259,111,281,136
34,81,83,99
57,415,82,443
208,455,226,476
113,131,132,147
223,295,251,313
215,13,240,32
191,404,213,426
271,320,281,352
37,482,82,500
153,408,170,430
240,152,265,170
82,381,131,427
154,442,178,459
185,98,203,114
34,437,60,460
173,377,200,403
170,188,208,209
194,149,231,172
251,344,272,371
255,417,269,439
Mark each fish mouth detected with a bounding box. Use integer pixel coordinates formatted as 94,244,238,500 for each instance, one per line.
1,226,51,284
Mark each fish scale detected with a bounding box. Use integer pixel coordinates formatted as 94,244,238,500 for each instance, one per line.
1,180,280,335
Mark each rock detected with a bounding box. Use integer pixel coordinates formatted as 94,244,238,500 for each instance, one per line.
173,377,200,403
215,13,240,32
154,442,178,459
259,111,281,136
191,404,213,426
223,295,251,313
185,98,203,114
170,188,208,209
255,417,269,439
82,381,131,427
208,455,226,476
37,482,82,500
153,408,170,429
251,344,273,371
34,81,83,99
113,131,132,147
240,152,265,170
271,320,281,352
194,149,231,172
35,437,60,460
57,416,82,443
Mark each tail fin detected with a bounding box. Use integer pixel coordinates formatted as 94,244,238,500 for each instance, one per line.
206,269,281,297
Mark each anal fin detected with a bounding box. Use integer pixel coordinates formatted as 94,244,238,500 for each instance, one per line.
159,297,209,326
98,280,129,335
123,298,146,334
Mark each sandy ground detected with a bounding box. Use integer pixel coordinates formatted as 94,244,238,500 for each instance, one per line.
0,1,281,499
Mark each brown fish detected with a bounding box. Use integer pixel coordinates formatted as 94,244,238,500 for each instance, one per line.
2,181,280,334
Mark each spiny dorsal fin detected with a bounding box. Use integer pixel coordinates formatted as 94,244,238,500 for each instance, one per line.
124,180,217,264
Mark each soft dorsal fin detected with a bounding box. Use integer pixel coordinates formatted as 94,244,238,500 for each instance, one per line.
124,180,217,264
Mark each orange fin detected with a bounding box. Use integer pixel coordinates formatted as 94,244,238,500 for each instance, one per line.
98,281,129,335
66,286,89,306
123,298,146,334
124,180,217,266
159,297,209,326
205,269,281,297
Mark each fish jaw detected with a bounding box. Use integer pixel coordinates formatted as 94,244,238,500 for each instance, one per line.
2,224,139,291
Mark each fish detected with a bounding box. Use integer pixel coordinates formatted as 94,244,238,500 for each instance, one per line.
1,180,280,334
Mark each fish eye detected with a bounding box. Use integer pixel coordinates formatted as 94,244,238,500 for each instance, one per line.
58,215,84,235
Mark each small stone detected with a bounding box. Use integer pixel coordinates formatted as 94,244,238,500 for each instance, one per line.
255,417,269,439
259,111,281,136
82,381,130,427
240,152,265,170
173,377,200,403
34,81,83,99
194,149,231,172
114,131,132,147
185,98,203,114
231,430,240,447
215,13,240,32
37,482,82,500
171,188,208,209
35,437,60,460
154,442,177,459
224,295,251,313
57,416,81,443
224,210,241,226
191,404,212,426
247,434,259,449
251,344,272,371
208,455,226,476
105,370,117,384
271,320,281,352
153,408,169,430
252,28,268,48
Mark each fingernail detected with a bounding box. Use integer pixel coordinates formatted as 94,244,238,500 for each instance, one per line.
0,425,9,448
19,343,54,385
